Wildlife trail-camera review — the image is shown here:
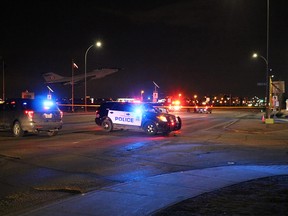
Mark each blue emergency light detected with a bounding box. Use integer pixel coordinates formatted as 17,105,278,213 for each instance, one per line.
43,100,54,110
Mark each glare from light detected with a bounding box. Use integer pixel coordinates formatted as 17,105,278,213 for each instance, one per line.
96,41,102,47
43,100,53,110
134,108,142,114
158,115,167,122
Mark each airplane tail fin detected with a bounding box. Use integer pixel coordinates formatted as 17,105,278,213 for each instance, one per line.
42,72,64,83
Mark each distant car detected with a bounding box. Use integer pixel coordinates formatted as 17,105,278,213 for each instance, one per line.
168,100,182,111
95,102,182,135
0,98,63,137
194,103,212,114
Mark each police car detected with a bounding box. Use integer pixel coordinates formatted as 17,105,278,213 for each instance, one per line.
95,102,181,135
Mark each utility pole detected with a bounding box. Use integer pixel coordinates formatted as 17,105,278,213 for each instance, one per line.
266,0,270,119
0,56,4,100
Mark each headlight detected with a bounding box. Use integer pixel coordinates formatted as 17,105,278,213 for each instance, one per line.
157,115,167,122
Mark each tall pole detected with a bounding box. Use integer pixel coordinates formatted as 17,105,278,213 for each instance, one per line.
71,59,74,112
252,1,270,119
266,0,269,65
84,41,102,112
84,44,94,112
1,58,4,100
266,0,270,118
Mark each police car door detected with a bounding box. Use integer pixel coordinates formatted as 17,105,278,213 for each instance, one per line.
108,103,142,126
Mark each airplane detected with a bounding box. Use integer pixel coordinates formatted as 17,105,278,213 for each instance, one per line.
42,68,120,85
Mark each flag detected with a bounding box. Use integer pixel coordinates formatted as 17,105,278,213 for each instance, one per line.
73,62,78,69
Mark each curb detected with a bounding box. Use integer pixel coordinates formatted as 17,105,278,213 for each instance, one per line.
21,165,288,216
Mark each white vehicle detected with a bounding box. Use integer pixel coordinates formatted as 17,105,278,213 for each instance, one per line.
95,102,182,135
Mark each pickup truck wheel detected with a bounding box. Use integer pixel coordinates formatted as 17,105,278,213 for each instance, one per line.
13,121,24,137
144,121,157,135
102,119,113,132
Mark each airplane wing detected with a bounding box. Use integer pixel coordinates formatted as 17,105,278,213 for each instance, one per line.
42,68,120,85
88,68,120,80
42,72,72,85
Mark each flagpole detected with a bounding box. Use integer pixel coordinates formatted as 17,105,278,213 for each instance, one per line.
71,59,74,112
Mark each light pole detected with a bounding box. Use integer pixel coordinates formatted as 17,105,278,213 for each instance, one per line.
252,53,270,119
0,56,4,100
84,41,102,112
252,0,270,120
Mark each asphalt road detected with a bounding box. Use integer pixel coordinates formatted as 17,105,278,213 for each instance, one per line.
0,109,287,215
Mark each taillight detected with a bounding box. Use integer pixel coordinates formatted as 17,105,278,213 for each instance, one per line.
24,110,34,118
60,111,63,119
95,110,100,118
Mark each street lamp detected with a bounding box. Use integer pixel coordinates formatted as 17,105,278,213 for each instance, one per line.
252,53,270,119
0,56,4,100
84,41,102,112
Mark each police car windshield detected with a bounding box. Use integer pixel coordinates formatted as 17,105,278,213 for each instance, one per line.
140,103,160,113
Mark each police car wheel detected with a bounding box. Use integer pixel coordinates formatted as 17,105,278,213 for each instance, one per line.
144,121,157,135
176,116,182,130
102,119,113,132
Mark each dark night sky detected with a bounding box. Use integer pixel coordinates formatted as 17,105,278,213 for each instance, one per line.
1,0,288,100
